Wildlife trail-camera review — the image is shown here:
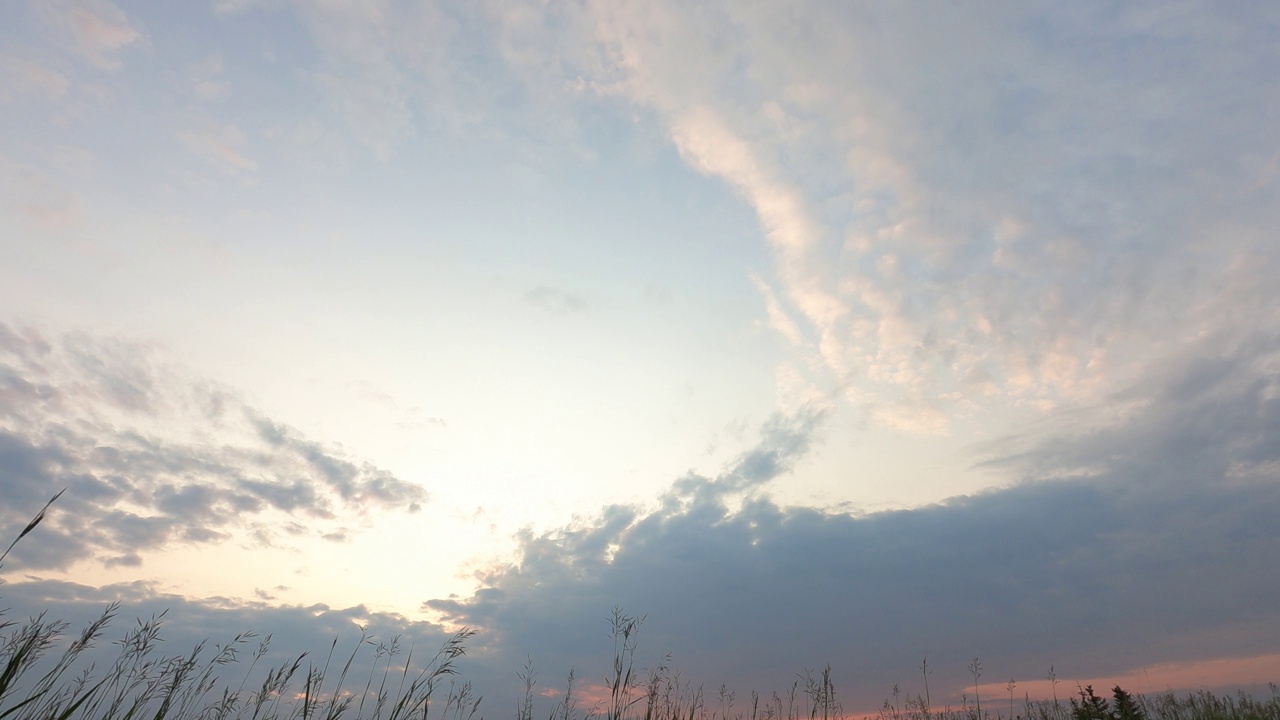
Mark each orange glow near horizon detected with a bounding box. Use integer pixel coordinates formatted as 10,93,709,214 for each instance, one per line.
972,652,1280,704
490,654,1280,720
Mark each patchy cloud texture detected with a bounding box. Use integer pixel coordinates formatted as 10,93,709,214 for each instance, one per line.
574,2,1280,429
1,0,1279,714
0,323,426,570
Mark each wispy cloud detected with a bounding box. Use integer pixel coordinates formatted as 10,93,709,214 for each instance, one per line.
177,121,257,174
524,286,589,315
0,159,86,240
39,0,146,71
188,55,230,102
563,2,1280,432
1,3,1277,713
278,0,599,161
978,330,1280,488
4,345,1279,711
0,53,70,102
0,323,426,571
291,0,420,159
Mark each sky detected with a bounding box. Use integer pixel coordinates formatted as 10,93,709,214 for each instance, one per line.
2,0,1280,714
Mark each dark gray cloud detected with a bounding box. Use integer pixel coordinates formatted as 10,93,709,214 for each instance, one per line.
419,337,1280,709
3,335,1278,714
0,323,427,571
429,481,1280,709
981,331,1280,487
5,330,1274,712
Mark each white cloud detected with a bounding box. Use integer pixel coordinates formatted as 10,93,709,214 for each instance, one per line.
547,1,1280,435
18,2,1269,441
177,121,258,174
292,0,417,159
751,274,804,348
188,55,231,102
0,158,85,240
211,0,271,15
40,0,146,71
0,53,70,101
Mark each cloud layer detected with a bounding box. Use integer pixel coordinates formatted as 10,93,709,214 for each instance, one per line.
424,332,1280,706
3,2,1279,715
0,323,426,570
186,0,1280,432
569,2,1280,430
7,334,1277,712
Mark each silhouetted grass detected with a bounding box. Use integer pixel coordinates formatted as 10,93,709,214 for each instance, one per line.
3,496,1277,720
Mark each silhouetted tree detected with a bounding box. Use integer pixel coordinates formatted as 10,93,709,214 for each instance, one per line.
1110,686,1144,720
1070,686,1110,720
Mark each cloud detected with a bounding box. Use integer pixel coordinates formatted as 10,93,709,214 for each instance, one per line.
562,2,1280,431
188,55,231,102
524,286,589,315
25,2,1266,428
271,0,601,161
979,331,1280,489
2,331,1277,714
676,401,829,498
0,323,427,571
290,0,420,159
0,53,70,102
39,0,146,71
211,0,268,16
419,340,1280,709
2,5,1278,714
0,158,86,240
177,121,258,174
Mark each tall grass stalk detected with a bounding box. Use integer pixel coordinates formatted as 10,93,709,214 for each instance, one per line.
2,498,478,720
5,499,1280,720
968,659,983,720
605,608,644,720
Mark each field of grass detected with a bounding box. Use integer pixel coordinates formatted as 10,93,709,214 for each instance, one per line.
4,496,1278,720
